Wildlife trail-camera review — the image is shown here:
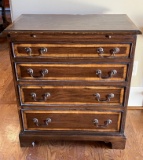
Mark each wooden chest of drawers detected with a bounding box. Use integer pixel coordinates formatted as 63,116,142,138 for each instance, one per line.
5,14,141,149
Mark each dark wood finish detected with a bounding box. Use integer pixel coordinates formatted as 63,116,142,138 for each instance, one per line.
9,34,136,43
5,14,141,149
19,132,126,149
16,63,127,81
1,41,143,157
19,85,124,106
22,110,121,131
4,0,10,7
0,0,10,31
5,14,141,34
13,43,130,58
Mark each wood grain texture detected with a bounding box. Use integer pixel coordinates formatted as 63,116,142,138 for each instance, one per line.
19,86,124,106
8,34,136,43
4,14,141,150
5,14,141,34
16,63,127,81
1,41,143,159
0,106,143,159
13,43,130,58
0,42,16,104
22,110,121,131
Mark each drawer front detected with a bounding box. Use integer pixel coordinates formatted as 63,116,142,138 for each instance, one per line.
19,86,124,106
22,110,121,132
16,63,127,81
13,43,130,58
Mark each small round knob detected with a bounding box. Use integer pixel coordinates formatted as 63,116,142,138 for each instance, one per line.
45,118,52,125
96,69,102,75
31,92,36,100
41,69,48,76
111,47,120,54
93,119,99,124
31,34,37,38
108,93,114,99
111,70,117,75
40,47,48,54
44,93,51,101
105,35,112,39
27,68,33,75
107,119,112,124
97,47,104,54
25,47,32,54
33,118,38,123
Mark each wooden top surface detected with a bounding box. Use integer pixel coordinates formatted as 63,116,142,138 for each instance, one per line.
5,14,141,34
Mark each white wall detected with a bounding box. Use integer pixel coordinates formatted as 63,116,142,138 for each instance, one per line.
10,0,143,106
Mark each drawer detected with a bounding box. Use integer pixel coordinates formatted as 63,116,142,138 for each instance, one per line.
15,63,127,81
13,43,130,58
22,110,121,132
19,86,124,106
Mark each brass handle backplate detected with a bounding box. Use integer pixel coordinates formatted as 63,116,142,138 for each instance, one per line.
93,93,114,102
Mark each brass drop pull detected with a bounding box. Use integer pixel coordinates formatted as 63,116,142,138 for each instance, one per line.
40,47,48,55
94,93,114,102
30,92,51,101
33,118,52,126
96,69,117,79
93,119,112,128
27,68,48,78
25,47,32,56
97,47,120,58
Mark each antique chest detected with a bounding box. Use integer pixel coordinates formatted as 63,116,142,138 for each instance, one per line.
5,14,141,149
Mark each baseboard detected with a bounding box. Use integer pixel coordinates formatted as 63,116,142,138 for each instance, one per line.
128,87,143,107
128,107,143,110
